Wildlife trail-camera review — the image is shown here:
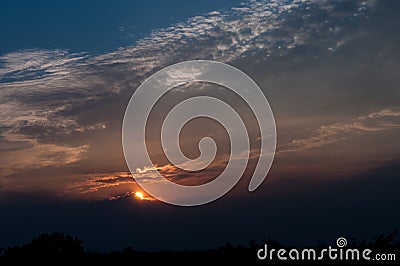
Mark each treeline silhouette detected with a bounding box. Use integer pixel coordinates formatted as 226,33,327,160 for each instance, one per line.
0,230,399,264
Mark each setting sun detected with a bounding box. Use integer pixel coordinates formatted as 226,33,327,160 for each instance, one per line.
135,192,144,200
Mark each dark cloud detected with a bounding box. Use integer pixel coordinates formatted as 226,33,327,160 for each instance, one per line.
94,175,133,184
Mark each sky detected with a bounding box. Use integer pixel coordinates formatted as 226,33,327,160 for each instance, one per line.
0,0,400,251
0,0,242,54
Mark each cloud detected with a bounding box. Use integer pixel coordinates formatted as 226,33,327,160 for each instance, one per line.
67,162,225,200
66,172,158,201
133,163,225,186
67,172,134,194
0,0,383,196
0,131,89,177
282,108,400,152
0,0,377,130
125,0,376,63
0,49,87,82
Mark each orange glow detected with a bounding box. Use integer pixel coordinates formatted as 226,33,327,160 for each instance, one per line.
135,191,144,200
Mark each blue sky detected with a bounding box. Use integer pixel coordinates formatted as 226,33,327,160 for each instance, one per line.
0,0,242,55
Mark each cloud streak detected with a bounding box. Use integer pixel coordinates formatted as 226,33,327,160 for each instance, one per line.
282,108,400,152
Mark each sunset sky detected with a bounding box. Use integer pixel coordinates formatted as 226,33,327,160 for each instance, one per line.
1,0,399,251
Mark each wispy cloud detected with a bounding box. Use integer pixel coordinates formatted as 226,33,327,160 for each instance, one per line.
0,0,379,195
0,134,88,176
0,49,87,82
67,172,135,194
66,161,225,200
282,108,400,152
134,163,223,186
66,172,157,202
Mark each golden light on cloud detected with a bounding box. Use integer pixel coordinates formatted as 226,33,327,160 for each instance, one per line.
135,191,144,200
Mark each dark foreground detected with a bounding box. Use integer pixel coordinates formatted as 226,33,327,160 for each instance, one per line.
0,230,398,264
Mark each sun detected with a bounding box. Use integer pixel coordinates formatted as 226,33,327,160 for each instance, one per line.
135,191,144,200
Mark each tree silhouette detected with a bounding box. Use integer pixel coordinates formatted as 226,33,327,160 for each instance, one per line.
4,232,84,257
1,228,399,263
